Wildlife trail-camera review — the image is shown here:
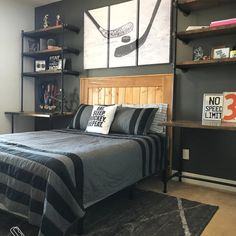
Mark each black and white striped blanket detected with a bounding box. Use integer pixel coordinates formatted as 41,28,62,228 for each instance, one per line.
0,129,164,236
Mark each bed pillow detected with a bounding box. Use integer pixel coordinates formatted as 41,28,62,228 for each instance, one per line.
110,107,157,135
69,104,93,130
122,104,168,134
86,105,117,134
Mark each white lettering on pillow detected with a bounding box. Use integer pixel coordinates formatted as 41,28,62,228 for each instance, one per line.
86,105,117,134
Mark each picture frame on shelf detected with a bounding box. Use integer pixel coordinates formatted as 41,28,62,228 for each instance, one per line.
211,46,230,59
222,92,236,122
48,55,61,70
58,58,67,70
40,39,47,51
28,39,39,52
48,55,71,71
230,50,236,58
202,93,223,122
35,60,46,72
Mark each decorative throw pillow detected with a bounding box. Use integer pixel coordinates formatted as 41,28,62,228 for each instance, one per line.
86,105,117,134
110,107,157,135
69,104,93,130
122,104,168,134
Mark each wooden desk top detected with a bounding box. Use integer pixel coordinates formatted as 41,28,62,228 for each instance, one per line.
159,120,236,131
5,111,74,118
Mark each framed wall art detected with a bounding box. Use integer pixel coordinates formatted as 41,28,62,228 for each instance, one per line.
138,0,171,66
83,0,172,69
84,6,109,69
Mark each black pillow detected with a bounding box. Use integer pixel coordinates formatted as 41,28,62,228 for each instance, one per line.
110,107,157,135
69,104,93,130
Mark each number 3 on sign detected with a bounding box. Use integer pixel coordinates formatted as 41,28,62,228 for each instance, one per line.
223,92,236,122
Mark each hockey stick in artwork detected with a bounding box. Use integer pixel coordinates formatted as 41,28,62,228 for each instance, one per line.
85,10,134,39
114,0,162,57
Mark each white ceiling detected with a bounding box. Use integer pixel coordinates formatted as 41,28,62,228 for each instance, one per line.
23,0,62,7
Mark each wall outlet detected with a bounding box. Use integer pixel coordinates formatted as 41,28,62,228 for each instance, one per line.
182,149,190,160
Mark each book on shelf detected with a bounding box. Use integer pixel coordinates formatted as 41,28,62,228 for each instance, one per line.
210,18,236,27
186,26,209,31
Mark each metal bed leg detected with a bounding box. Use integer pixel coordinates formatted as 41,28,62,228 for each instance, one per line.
163,169,168,193
162,135,169,193
129,185,135,200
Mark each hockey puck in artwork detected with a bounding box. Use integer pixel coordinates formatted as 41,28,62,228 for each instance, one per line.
121,35,131,43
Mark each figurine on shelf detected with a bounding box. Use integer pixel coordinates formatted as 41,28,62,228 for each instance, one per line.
43,14,49,28
56,14,62,26
193,46,204,61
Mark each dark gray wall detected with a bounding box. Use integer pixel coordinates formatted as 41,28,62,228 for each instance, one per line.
35,0,236,181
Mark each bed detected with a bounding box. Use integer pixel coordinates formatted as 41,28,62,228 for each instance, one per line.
0,74,173,236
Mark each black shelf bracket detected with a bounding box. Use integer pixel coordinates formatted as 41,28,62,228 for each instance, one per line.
174,0,191,16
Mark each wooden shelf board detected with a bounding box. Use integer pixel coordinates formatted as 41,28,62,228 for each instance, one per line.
23,24,79,38
23,47,80,58
160,120,236,131
5,111,74,118
176,58,236,69
23,70,80,77
178,23,236,42
178,0,235,14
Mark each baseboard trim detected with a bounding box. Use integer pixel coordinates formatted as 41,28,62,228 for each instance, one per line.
172,171,236,193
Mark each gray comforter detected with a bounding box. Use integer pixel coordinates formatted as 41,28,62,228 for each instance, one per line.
0,129,163,236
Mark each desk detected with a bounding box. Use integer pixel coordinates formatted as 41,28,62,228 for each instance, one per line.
5,112,74,133
160,120,236,192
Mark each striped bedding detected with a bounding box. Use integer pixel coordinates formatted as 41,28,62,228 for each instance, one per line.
0,129,164,236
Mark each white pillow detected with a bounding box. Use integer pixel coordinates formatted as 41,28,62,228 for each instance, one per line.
86,105,117,134
122,104,168,134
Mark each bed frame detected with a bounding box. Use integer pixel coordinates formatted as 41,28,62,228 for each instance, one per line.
78,74,174,233
80,73,174,171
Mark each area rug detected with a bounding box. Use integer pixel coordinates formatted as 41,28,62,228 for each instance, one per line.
0,189,218,236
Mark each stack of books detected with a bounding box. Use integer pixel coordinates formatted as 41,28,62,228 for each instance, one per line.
210,18,236,27
185,26,209,31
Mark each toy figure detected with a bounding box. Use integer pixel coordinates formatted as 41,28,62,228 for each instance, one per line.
56,14,62,26
43,14,49,28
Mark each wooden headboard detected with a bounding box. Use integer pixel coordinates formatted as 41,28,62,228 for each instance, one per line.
80,74,174,121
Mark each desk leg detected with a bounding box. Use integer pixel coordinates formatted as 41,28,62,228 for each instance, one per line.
162,131,169,193
11,114,14,133
49,117,53,130
178,128,183,182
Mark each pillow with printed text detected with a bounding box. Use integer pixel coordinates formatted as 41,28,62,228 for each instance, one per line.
86,105,118,134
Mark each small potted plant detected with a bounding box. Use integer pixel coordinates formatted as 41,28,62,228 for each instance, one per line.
47,38,56,49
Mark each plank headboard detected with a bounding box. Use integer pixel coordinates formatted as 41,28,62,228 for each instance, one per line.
80,74,174,121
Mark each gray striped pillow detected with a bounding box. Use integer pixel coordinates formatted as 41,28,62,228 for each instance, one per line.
110,107,157,135
69,104,93,130
122,104,168,134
